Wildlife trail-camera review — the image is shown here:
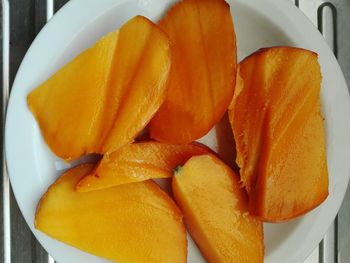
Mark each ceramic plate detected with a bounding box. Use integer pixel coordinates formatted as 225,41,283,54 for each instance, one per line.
5,0,350,262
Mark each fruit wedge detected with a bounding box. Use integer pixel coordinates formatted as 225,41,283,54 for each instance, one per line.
28,16,170,161
229,47,328,222
76,141,210,192
150,0,237,143
35,164,187,263
172,154,264,263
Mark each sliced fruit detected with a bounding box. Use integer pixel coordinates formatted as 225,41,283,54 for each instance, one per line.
28,15,170,161
228,47,328,222
35,164,187,263
172,155,264,263
150,0,237,143
76,141,211,192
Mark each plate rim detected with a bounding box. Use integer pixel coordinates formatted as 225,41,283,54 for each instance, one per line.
5,0,350,262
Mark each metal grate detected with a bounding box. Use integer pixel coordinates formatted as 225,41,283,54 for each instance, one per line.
1,0,349,262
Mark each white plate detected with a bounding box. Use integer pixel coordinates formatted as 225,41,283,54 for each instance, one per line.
5,0,350,262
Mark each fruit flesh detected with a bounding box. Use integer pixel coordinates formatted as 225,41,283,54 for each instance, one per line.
35,164,187,263
172,155,264,263
28,31,117,160
28,16,170,161
76,141,211,192
229,47,328,221
150,0,237,143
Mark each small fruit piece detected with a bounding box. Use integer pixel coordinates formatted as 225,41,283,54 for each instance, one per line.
77,141,210,192
229,47,328,222
172,155,264,263
35,164,187,263
28,16,170,161
150,0,237,143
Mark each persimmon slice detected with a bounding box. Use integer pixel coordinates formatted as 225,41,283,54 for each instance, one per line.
76,141,210,192
150,0,237,143
229,47,328,222
172,155,264,263
35,164,187,263
28,16,170,161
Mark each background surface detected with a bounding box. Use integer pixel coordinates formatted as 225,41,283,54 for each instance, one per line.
1,0,349,262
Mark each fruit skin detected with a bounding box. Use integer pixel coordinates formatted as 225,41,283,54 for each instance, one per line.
228,47,329,222
35,164,187,263
150,0,237,144
28,16,170,161
172,154,264,263
77,141,211,192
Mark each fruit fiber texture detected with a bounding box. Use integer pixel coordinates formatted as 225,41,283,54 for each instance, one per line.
35,164,187,263
28,16,170,161
229,47,328,222
173,155,264,263
77,141,211,192
150,0,237,143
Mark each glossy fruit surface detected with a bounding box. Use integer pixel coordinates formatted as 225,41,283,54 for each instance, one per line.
36,164,187,263
28,16,170,160
150,0,237,143
229,47,328,221
173,155,264,263
77,141,211,192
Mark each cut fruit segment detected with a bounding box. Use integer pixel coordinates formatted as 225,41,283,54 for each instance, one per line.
228,47,328,222
28,15,170,161
172,154,264,263
35,164,187,263
76,141,211,192
150,0,237,143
